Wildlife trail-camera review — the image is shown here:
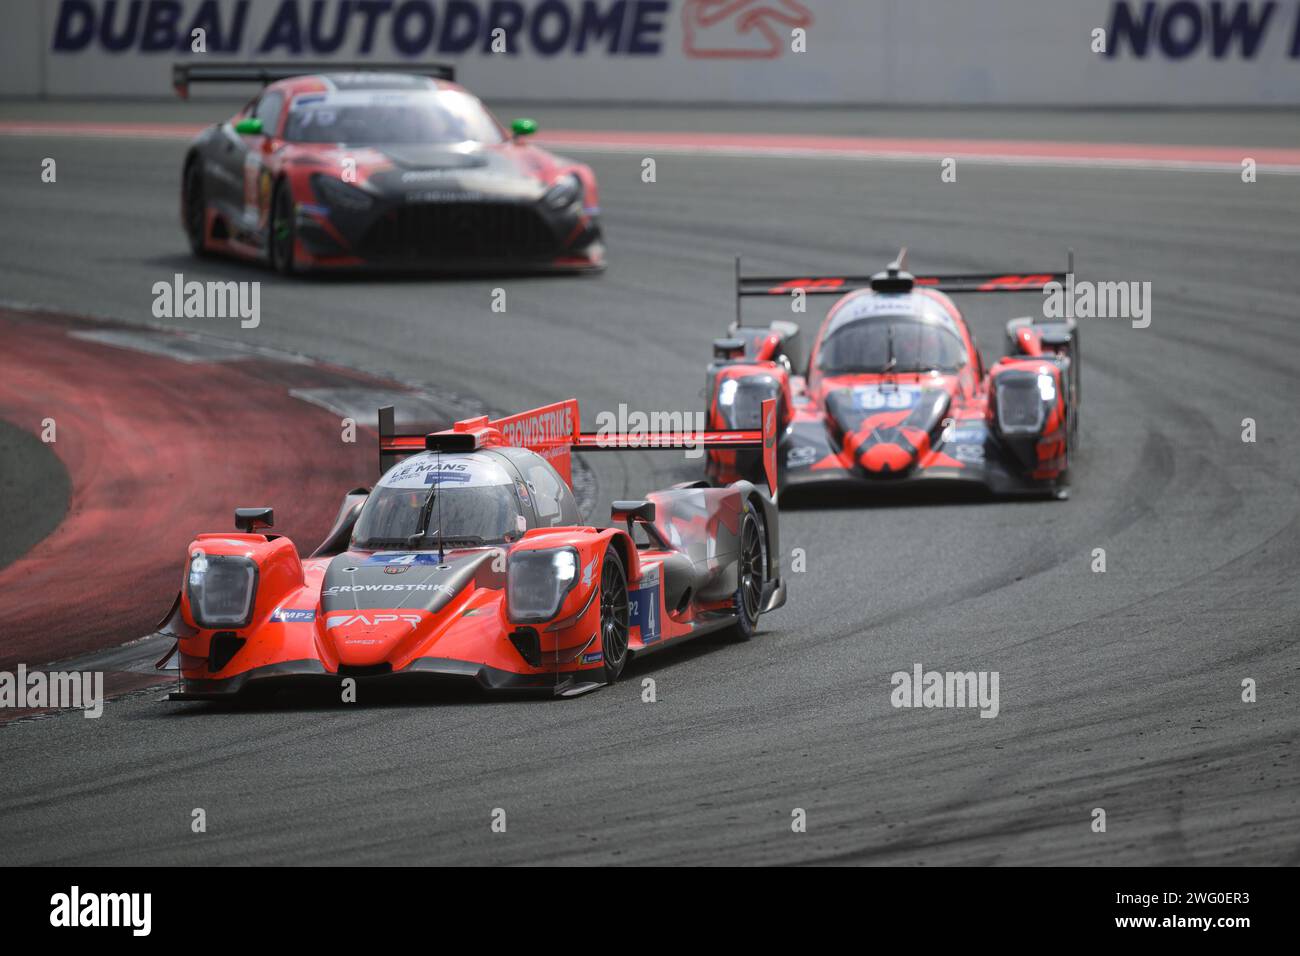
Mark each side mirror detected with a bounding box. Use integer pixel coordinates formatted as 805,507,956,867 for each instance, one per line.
235,507,274,532
713,338,746,360
611,500,655,524
233,117,263,136
510,117,537,139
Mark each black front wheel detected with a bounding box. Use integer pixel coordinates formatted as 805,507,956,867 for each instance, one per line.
268,179,296,275
184,160,208,256
598,547,631,683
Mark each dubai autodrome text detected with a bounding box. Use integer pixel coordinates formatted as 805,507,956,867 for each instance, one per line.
52,0,672,57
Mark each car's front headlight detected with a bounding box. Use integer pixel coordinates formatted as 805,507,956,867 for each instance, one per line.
311,174,374,212
507,547,579,623
715,375,777,430
187,552,258,628
543,173,583,210
995,375,1047,435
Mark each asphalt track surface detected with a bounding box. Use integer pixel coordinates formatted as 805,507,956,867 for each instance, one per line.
0,103,1298,865
0,309,443,669
0,418,68,573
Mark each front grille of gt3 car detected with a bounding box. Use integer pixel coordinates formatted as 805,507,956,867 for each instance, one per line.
361,202,560,260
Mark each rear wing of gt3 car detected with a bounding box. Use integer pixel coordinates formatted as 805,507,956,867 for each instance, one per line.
172,61,456,98
378,398,780,498
732,249,1073,322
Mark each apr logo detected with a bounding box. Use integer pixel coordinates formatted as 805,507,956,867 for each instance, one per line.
683,0,812,59
325,613,421,629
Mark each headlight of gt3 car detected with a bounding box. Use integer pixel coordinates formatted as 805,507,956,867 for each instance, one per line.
311,174,375,212
507,547,579,624
186,552,259,629
543,173,583,210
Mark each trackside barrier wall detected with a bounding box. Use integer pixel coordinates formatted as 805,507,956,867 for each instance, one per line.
2,0,1298,104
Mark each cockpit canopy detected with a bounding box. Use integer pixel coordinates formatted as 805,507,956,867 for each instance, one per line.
816,292,969,376
817,312,967,374
351,447,578,551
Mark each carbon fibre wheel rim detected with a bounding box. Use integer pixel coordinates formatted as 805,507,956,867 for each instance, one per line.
740,515,763,623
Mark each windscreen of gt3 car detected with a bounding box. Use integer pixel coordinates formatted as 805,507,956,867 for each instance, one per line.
284,91,505,146
352,455,523,549
817,315,966,374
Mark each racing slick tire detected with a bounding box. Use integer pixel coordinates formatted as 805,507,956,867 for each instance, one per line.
726,501,767,642
268,179,297,275
183,159,209,257
598,546,631,683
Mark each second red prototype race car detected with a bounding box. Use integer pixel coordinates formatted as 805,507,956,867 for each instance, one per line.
174,62,604,274
703,252,1080,499
157,399,784,701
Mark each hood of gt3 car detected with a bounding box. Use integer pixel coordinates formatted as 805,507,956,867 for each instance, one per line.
365,145,549,201
377,144,492,171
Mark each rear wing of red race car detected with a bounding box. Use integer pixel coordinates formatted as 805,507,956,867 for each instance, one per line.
172,61,456,98
378,399,779,498
732,249,1072,323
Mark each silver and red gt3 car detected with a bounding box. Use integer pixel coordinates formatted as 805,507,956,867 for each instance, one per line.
175,62,604,273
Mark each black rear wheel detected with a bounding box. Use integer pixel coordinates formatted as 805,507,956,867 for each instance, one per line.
598,548,630,683
184,160,208,256
728,503,766,641
1069,342,1082,454
268,180,296,274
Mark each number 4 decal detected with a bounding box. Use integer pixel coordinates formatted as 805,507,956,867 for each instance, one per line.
632,585,661,644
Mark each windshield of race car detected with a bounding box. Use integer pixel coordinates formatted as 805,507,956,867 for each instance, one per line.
351,453,523,550
817,314,967,374
284,91,504,146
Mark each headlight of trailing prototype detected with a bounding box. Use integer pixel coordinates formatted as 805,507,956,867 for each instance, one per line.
543,173,582,210
311,174,375,212
995,375,1047,435
716,375,779,429
507,547,578,624
187,552,258,628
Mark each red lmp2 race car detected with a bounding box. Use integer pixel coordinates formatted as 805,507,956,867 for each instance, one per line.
174,62,604,273
156,399,784,701
703,252,1081,500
